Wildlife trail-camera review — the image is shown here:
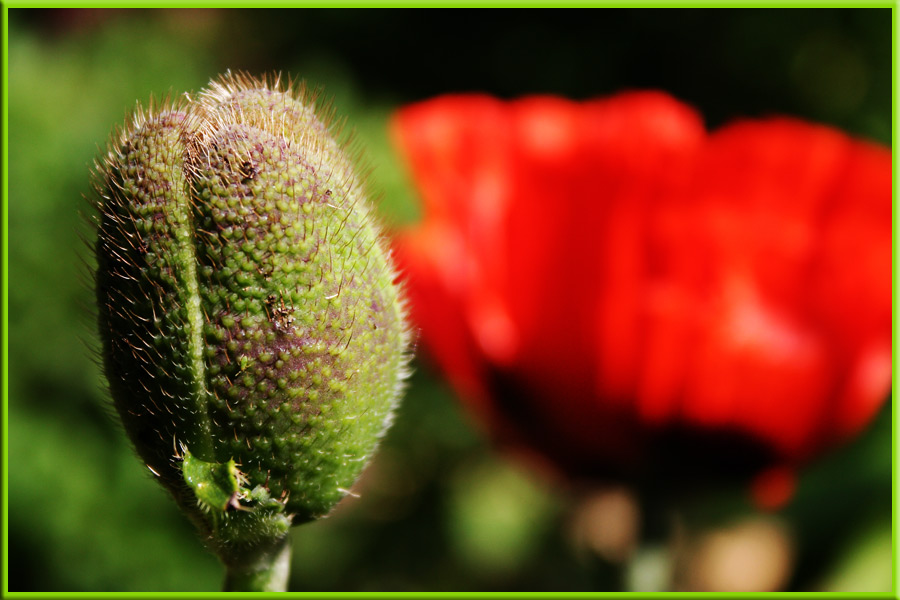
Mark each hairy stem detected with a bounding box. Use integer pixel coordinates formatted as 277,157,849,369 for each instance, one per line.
222,534,292,592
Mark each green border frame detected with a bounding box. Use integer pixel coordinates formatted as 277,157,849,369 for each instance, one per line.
892,5,898,599
3,2,10,599
1,3,896,597
0,1,896,7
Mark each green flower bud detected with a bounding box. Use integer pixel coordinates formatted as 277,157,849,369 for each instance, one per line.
92,73,409,570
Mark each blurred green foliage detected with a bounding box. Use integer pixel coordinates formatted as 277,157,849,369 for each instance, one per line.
6,8,892,591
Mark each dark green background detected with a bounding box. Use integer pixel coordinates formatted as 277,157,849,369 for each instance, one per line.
7,8,892,592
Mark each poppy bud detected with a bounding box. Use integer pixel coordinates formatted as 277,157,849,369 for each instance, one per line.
92,73,409,564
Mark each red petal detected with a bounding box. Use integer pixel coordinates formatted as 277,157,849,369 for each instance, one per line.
751,466,797,510
392,226,483,403
392,96,519,366
661,119,891,461
392,91,892,492
809,139,892,442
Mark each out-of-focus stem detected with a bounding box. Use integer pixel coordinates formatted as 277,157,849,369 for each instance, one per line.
625,495,682,591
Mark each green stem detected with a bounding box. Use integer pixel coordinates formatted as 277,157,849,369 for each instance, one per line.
222,534,292,592
624,493,681,591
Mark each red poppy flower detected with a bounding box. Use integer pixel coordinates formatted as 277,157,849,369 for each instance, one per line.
391,91,891,507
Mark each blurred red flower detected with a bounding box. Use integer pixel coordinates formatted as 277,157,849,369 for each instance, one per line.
391,91,892,507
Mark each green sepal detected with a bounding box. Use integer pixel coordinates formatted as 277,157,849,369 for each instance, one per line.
182,447,243,514
181,447,292,566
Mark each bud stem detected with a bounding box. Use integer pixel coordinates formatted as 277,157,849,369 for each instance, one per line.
222,534,292,592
